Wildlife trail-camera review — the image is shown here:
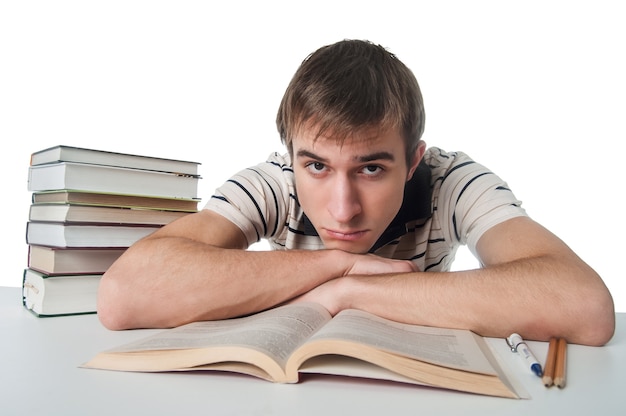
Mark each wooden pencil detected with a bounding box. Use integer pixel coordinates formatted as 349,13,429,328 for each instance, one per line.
542,338,558,387
554,338,568,388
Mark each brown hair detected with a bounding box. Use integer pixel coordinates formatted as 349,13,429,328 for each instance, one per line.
276,39,425,165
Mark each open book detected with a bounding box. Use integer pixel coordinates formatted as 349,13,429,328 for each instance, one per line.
83,303,526,399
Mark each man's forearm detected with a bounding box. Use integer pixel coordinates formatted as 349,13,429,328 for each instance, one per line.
333,254,615,346
97,236,350,330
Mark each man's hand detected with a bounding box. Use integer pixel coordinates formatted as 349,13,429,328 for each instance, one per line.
290,252,418,314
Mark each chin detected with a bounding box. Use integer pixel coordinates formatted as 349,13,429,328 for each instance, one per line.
322,240,372,254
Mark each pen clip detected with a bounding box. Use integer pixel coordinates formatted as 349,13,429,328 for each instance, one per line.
505,336,517,352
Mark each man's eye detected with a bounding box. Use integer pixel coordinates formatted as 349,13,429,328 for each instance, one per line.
362,165,382,176
306,162,326,173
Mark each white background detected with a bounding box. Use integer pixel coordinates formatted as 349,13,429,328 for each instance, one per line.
1,1,624,311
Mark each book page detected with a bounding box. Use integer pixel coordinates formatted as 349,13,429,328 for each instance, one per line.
298,354,431,386
306,309,497,375
106,303,332,368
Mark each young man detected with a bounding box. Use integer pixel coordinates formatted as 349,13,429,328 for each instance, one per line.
98,39,615,346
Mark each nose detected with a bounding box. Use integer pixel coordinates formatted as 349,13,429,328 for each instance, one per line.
327,175,362,223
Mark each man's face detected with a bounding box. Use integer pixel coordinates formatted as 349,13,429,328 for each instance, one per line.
292,127,422,254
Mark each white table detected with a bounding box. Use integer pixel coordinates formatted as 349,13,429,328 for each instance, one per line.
1,287,624,415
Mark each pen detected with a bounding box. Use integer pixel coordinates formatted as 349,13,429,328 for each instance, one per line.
507,333,543,377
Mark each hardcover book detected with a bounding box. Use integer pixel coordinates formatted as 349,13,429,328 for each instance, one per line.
28,245,125,275
22,268,100,316
30,145,200,176
28,162,200,199
26,222,160,248
29,203,191,226
32,190,199,212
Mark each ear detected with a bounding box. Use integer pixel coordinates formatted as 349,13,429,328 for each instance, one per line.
407,141,426,180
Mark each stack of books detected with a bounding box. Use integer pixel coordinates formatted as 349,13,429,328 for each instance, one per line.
23,145,201,317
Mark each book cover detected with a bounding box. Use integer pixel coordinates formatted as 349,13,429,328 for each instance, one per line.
28,162,200,199
28,245,125,275
26,221,161,248
30,145,200,176
22,268,100,316
32,190,200,212
29,203,191,226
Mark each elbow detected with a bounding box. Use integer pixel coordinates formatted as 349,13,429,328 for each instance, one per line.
580,313,615,347
587,298,615,347
97,270,136,331
97,265,183,330
574,285,616,347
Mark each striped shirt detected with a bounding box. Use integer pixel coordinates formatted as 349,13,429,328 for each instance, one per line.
204,147,527,272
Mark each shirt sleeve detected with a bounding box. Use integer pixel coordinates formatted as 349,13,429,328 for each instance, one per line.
203,153,293,247
432,150,528,258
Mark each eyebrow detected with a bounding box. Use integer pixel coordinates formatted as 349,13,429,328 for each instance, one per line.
296,149,328,163
357,151,396,163
295,149,396,163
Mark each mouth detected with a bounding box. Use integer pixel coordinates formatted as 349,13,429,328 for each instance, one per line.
324,228,369,242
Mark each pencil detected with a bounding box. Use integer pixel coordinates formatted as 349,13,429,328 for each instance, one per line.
554,338,568,388
542,338,558,387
